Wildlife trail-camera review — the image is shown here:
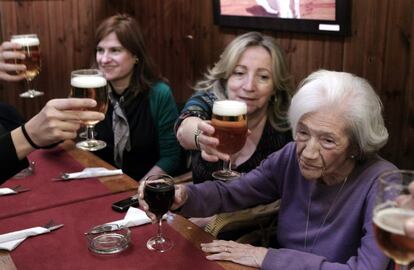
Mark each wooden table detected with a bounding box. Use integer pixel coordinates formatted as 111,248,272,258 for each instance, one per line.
0,140,256,270
61,140,138,193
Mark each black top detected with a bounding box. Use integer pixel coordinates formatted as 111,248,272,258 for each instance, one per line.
0,102,27,183
94,86,159,182
0,132,29,184
0,102,24,134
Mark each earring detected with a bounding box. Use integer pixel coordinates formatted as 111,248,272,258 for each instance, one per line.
135,57,139,64
350,155,355,159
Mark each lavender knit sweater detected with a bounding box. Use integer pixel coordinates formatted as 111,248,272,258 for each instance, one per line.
181,142,395,270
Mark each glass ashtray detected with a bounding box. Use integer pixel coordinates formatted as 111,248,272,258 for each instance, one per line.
85,224,131,254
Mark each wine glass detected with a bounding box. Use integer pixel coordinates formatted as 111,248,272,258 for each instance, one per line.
144,174,175,252
373,170,414,270
69,69,108,151
10,34,43,98
211,100,247,180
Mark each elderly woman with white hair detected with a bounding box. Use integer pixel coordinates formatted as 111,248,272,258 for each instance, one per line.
139,70,396,269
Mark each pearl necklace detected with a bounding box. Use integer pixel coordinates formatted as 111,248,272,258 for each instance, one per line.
303,176,349,251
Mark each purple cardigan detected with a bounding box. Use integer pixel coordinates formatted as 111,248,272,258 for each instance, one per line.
181,142,395,270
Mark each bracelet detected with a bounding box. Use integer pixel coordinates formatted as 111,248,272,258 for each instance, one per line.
21,124,41,149
21,124,62,149
194,128,201,150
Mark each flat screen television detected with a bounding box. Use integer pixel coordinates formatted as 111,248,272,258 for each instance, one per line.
213,0,351,36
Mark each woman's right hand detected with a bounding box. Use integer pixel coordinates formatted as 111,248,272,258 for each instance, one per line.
195,120,230,162
138,182,189,222
176,117,230,162
0,41,26,82
25,98,105,147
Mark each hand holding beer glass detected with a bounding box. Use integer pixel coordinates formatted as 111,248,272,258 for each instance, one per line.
373,170,414,270
10,34,43,98
211,100,247,180
69,69,108,151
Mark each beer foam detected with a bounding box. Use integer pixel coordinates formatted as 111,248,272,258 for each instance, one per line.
71,76,107,88
373,207,413,235
11,37,40,46
213,100,247,116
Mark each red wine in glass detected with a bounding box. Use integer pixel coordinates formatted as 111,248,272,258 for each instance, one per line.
144,174,175,252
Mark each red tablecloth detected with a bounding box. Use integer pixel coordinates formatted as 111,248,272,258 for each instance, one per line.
0,148,113,219
1,193,224,270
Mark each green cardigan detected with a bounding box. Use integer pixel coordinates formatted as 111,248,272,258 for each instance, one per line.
148,82,182,173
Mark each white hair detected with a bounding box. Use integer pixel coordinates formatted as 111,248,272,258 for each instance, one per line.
288,70,389,159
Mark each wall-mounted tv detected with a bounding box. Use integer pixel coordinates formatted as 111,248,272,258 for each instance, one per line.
213,0,351,36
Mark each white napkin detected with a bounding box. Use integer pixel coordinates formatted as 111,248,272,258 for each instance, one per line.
0,227,50,251
106,207,152,228
0,188,17,196
64,167,123,179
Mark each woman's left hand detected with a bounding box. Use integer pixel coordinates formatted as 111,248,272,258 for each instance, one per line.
201,240,267,268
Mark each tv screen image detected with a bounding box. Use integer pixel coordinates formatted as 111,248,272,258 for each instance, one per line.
214,0,350,36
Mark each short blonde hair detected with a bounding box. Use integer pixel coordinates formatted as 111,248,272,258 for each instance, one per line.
289,70,389,159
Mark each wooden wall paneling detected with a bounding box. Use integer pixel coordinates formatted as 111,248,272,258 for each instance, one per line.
342,0,371,75
46,0,73,100
321,38,345,71
405,13,414,170
380,0,413,169
162,0,199,103
282,35,312,85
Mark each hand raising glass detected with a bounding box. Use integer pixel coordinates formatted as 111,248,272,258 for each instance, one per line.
10,34,43,98
69,69,108,151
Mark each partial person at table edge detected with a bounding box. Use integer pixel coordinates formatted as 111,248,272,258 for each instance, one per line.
140,69,395,269
0,40,105,183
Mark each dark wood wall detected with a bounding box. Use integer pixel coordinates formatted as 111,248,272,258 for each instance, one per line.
0,0,413,169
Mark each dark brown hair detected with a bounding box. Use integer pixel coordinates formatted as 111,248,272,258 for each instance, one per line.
94,13,160,94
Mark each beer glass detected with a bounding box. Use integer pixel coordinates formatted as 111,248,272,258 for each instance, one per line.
10,34,43,98
211,100,247,180
144,174,175,252
373,170,414,270
69,69,108,151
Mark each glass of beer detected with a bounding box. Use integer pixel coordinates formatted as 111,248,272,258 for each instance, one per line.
144,174,175,252
69,69,108,151
10,34,43,98
373,170,414,270
211,100,247,180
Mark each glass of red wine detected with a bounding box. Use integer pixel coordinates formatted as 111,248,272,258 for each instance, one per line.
144,174,175,252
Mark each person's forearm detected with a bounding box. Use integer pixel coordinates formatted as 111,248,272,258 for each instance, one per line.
11,127,34,160
176,117,202,150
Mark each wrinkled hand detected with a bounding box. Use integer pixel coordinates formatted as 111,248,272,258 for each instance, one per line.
24,98,105,147
201,240,267,268
138,182,188,223
196,121,229,162
0,41,26,82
